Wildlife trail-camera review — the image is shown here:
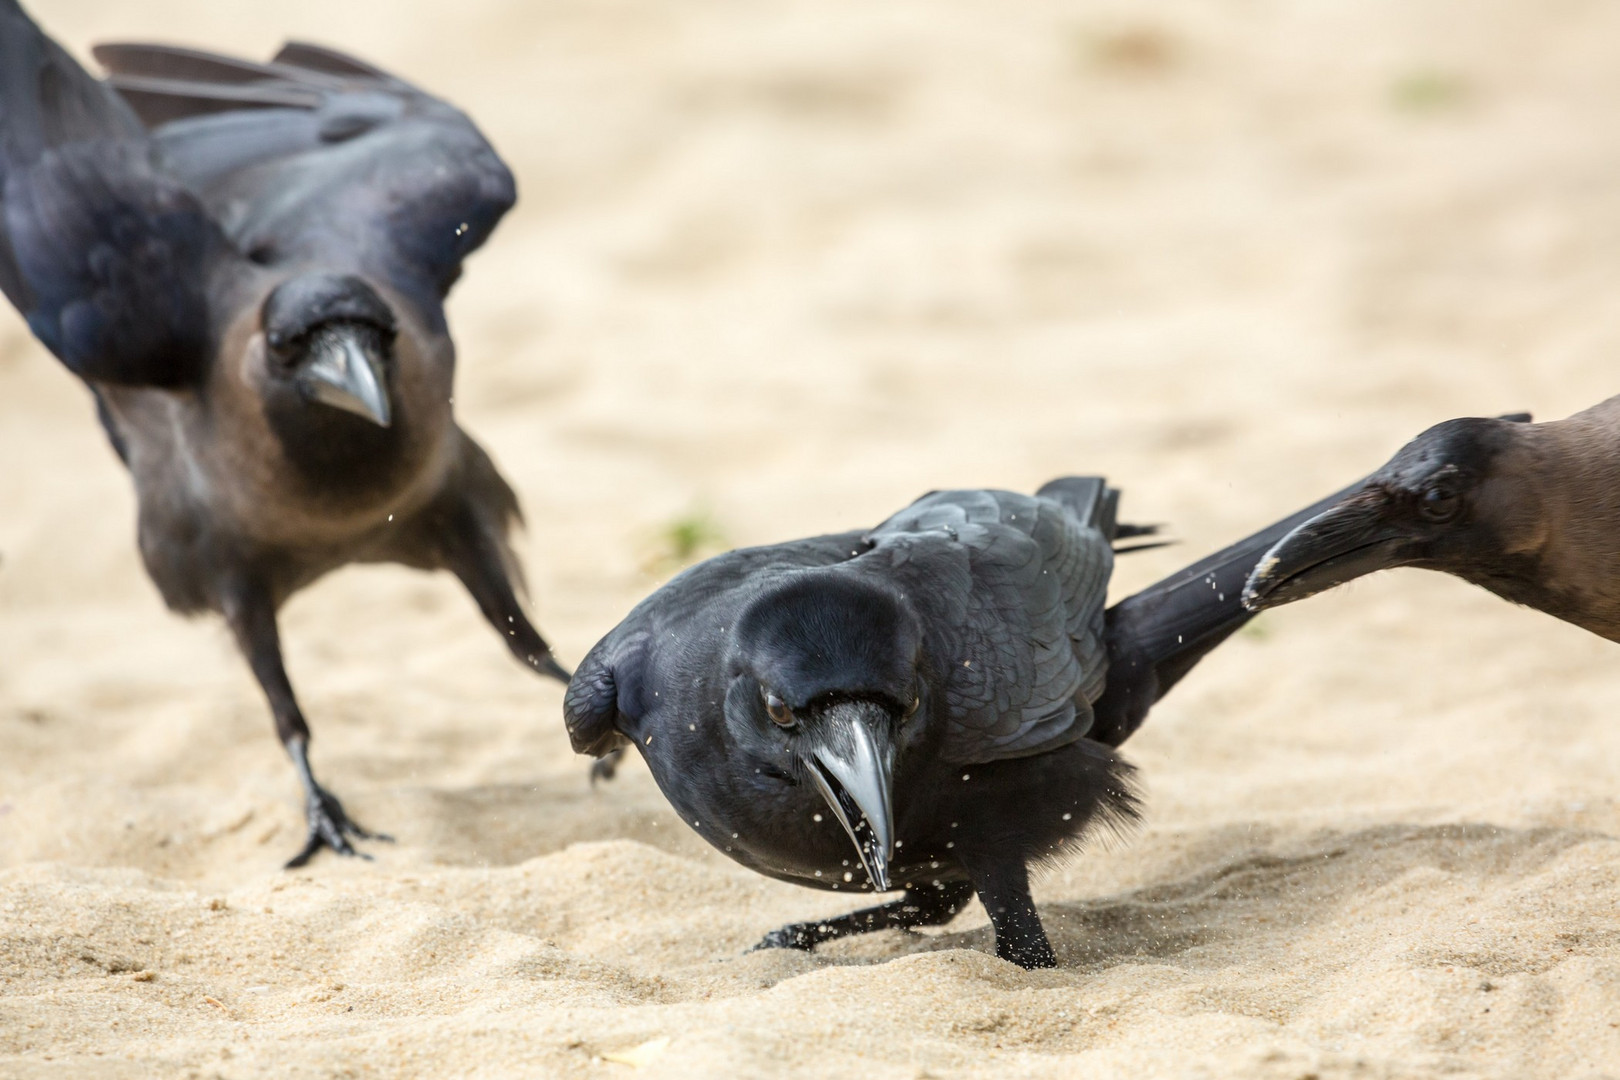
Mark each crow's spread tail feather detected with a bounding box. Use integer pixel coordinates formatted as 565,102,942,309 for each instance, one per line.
1034,476,1168,554
1035,476,1115,535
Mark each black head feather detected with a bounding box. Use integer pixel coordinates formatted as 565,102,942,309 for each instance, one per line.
261,272,394,350
729,570,921,712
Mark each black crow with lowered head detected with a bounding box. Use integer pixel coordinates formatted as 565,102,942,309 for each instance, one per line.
0,1,568,867
564,475,1363,968
1244,405,1620,643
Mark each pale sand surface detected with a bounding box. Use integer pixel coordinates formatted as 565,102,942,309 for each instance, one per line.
4,1,1620,1076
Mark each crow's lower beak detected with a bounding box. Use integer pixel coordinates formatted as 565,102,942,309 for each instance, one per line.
298,326,392,427
805,701,896,892
1242,487,1416,611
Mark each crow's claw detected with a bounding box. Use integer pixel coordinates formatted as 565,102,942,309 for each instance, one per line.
284,783,390,869
752,924,821,952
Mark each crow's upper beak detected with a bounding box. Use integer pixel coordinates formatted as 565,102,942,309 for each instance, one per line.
1242,486,1418,611
297,326,392,427
805,700,896,892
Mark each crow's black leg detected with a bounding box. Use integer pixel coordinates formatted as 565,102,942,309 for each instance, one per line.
222,581,391,868
754,880,975,952
962,852,1054,969
588,748,625,785
439,505,571,684
282,738,390,869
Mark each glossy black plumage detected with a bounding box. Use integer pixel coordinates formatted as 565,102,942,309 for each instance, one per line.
0,1,565,866
565,476,1362,967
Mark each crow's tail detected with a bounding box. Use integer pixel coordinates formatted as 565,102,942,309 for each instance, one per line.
1034,476,1169,554
1089,476,1368,746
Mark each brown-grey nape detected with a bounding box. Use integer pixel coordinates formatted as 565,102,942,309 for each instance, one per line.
0,6,573,867
1247,397,1620,646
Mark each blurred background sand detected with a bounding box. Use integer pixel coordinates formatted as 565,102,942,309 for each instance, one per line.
4,0,1620,1076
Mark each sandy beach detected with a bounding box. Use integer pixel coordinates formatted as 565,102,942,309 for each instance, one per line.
4,0,1620,1075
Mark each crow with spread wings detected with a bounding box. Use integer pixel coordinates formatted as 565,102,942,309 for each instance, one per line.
0,1,566,867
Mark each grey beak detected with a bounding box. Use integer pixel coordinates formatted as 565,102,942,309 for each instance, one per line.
297,326,392,427
806,701,896,892
1242,487,1416,611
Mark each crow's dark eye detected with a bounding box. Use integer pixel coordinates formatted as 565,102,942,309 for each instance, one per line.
764,691,795,727
1420,484,1460,522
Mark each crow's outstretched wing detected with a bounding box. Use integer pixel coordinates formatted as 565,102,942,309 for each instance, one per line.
864,486,1114,764
563,531,870,757
0,1,229,387
95,39,515,329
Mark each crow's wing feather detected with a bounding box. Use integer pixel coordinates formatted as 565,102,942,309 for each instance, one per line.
93,42,350,90
97,40,515,328
564,531,870,756
274,41,395,81
0,1,228,387
865,488,1113,765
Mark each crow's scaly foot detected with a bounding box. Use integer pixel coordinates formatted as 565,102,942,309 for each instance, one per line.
285,782,392,869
